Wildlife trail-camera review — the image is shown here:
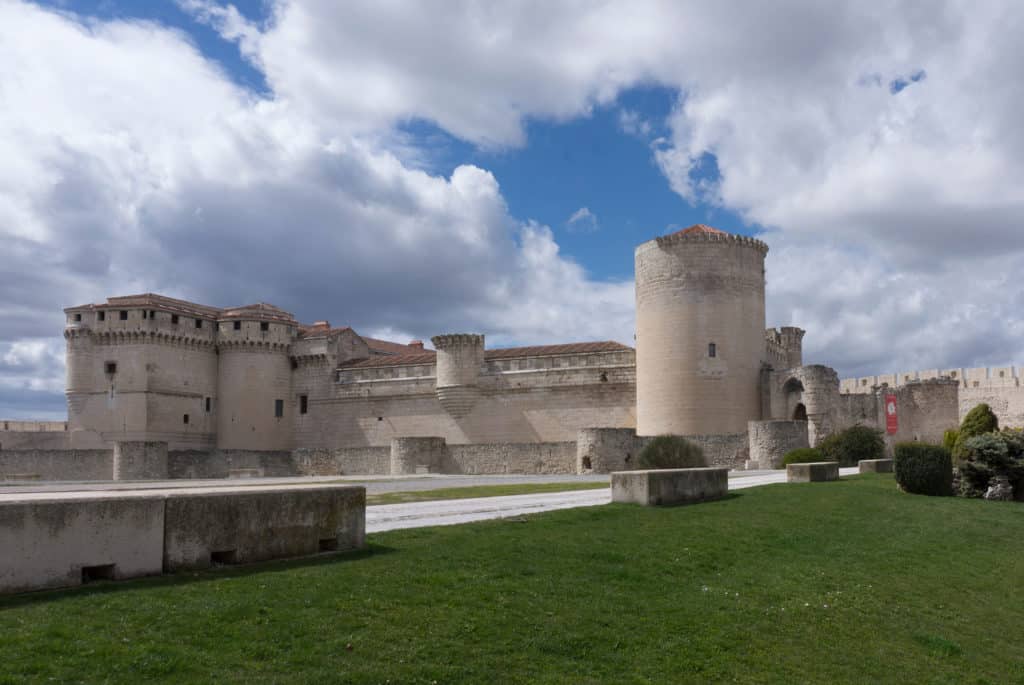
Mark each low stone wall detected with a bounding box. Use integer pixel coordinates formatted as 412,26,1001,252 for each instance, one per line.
445,442,577,474
611,467,729,506
748,421,809,469
167,450,298,479
576,428,646,473
683,432,749,469
162,485,365,571
0,449,113,481
1,485,367,594
292,447,391,475
114,441,168,480
392,437,446,474
0,495,165,593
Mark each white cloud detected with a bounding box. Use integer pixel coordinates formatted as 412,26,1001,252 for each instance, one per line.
618,109,652,139
566,207,598,233
3,0,1024,418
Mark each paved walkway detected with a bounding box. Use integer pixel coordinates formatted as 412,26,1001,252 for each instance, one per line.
367,467,860,533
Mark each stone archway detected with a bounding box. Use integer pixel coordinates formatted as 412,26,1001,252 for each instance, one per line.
793,403,808,421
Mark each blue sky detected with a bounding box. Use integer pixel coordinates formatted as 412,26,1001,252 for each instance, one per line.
3,1,1024,418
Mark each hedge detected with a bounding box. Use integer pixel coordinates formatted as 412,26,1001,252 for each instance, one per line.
637,435,707,469
782,447,823,466
894,443,953,496
817,425,885,467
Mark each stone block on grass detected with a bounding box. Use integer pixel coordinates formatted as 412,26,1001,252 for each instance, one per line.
859,458,893,474
611,467,728,506
786,461,839,483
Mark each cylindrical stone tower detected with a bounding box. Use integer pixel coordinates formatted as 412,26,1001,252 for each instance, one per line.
431,334,484,418
216,316,295,450
635,224,769,436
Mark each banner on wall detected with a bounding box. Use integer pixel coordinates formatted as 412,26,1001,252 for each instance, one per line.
885,393,898,435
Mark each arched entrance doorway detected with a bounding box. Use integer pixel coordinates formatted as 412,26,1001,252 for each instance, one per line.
793,403,808,421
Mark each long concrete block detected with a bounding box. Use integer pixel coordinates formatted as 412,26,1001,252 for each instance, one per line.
859,458,894,474
787,461,839,483
0,495,164,594
611,467,728,506
163,485,366,571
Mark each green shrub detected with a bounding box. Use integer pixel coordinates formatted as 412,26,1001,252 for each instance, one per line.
894,443,953,496
817,425,885,467
957,431,1024,498
953,403,999,460
782,447,823,466
636,435,707,469
942,429,959,452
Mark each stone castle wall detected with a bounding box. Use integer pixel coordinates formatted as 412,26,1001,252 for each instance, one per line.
841,366,1024,428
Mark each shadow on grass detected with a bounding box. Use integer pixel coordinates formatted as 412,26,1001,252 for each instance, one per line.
0,542,398,610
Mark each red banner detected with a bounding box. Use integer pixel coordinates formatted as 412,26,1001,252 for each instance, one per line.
885,393,898,434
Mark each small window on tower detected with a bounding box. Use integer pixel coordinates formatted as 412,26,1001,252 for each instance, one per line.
195,319,203,329
233,321,241,331
708,343,717,358
183,414,190,425
261,322,270,332
171,314,179,325
149,310,156,320
274,399,284,417
74,313,82,322
105,362,117,374
300,395,308,414
119,310,128,320
205,397,211,412
98,311,106,321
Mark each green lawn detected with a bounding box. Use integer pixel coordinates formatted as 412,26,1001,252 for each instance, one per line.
366,480,608,505
2,475,1023,684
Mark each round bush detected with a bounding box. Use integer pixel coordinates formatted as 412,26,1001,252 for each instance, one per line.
894,443,953,496
636,435,707,469
782,447,823,466
817,425,885,467
953,403,999,461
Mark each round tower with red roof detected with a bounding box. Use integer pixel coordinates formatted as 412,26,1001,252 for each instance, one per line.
635,224,769,436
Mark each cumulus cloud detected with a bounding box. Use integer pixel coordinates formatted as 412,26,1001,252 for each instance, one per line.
3,0,1024,418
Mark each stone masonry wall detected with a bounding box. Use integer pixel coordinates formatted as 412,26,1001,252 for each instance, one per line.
292,447,391,475
167,450,298,479
0,449,112,481
445,442,577,475
748,421,809,469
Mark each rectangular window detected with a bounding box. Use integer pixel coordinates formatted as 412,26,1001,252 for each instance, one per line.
274,399,284,417
119,310,128,320
183,413,190,425
195,318,203,329
141,310,147,320
205,397,211,412
708,343,717,358
74,313,82,322
149,310,156,320
233,320,241,331
300,395,308,414
98,311,106,321
104,362,117,374
261,322,270,332
171,314,179,325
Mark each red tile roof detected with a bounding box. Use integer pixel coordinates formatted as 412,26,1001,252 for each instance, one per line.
362,336,423,355
337,341,632,369
669,223,727,237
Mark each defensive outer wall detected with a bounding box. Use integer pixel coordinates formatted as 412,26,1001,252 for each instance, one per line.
841,367,1024,428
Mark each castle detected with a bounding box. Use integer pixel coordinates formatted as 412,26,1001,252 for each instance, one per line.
1,225,968,478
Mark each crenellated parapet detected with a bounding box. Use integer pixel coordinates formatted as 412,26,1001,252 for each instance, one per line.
654,228,769,256
216,338,290,353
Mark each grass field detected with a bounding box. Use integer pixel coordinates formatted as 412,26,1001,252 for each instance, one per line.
365,480,609,505
1,474,1022,684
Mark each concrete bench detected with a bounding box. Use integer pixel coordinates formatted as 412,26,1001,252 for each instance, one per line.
1,484,367,594
859,458,894,474
786,461,839,483
163,485,366,571
611,467,728,506
0,495,165,594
